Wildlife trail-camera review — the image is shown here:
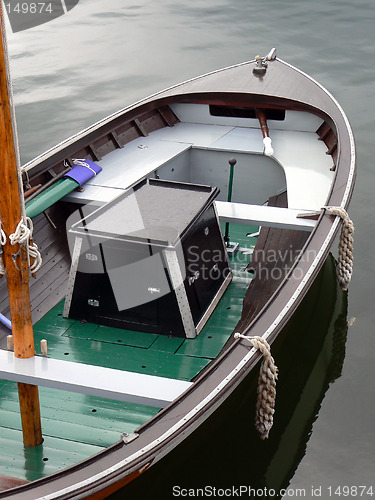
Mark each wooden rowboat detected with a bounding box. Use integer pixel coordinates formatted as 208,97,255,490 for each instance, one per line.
0,42,355,498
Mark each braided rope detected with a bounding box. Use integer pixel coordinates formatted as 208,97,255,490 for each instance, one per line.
324,206,354,290
234,333,278,439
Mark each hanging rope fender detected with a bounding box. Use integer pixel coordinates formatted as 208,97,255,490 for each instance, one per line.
8,217,42,275
323,206,354,290
234,333,278,439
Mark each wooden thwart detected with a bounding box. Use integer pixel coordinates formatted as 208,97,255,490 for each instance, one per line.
0,350,193,408
215,200,318,231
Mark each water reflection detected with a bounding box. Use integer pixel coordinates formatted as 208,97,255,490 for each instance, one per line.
109,253,348,499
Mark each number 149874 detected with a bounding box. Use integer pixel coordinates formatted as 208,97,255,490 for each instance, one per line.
5,3,54,15
327,486,374,497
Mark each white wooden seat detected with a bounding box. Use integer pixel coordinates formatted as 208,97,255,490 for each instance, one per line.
270,130,334,210
64,135,192,204
215,200,317,231
0,350,192,408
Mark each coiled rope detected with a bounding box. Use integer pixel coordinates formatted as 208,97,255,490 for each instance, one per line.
234,333,278,439
324,206,354,290
9,217,42,274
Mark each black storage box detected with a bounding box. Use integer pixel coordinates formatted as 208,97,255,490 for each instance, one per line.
64,178,231,338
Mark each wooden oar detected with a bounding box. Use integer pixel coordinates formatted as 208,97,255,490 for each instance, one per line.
0,4,42,447
257,109,274,156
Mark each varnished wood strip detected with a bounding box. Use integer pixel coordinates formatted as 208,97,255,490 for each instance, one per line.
0,473,29,491
17,383,43,447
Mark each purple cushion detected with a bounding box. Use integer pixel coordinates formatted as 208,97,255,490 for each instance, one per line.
64,159,102,186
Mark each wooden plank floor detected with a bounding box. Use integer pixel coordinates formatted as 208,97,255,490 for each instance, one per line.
235,192,310,333
0,203,73,348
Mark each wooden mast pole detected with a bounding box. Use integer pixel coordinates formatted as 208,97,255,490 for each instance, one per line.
0,6,42,447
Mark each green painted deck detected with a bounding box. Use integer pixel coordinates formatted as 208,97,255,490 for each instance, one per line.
0,223,257,483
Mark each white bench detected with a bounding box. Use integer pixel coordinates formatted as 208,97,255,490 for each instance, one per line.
270,130,334,210
0,350,192,408
215,201,317,231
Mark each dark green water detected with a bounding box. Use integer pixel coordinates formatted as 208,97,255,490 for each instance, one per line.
5,0,375,497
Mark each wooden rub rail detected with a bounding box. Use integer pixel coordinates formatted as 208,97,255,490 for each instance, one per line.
0,350,192,408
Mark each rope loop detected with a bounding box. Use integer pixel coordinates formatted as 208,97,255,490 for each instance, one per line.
234,333,278,439
323,206,354,290
0,222,6,247
0,256,5,276
9,217,42,274
28,241,42,274
9,218,31,246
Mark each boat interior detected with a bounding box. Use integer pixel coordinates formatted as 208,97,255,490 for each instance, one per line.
0,102,337,485
65,103,335,212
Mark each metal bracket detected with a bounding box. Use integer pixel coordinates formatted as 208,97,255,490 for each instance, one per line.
63,237,82,318
122,432,139,444
253,55,268,75
164,248,196,339
226,241,239,255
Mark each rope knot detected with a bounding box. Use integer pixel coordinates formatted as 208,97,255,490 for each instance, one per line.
9,218,31,246
323,206,354,290
8,217,42,275
234,333,278,439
